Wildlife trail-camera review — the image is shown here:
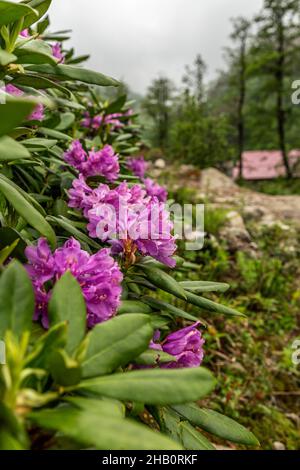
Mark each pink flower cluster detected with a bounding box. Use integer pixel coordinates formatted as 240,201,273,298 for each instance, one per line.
64,140,120,182
127,156,148,179
150,322,205,368
25,238,123,329
5,84,45,121
68,178,177,268
81,110,132,132
126,156,168,203
52,42,65,63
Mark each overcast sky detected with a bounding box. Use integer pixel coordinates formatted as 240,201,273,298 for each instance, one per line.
48,0,263,94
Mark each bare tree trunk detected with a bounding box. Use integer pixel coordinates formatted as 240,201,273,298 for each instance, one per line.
238,42,246,179
276,15,292,179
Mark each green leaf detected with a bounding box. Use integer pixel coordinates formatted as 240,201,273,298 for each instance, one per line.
25,64,119,87
0,1,37,27
12,74,72,97
139,265,187,300
134,348,176,366
0,430,25,450
46,216,102,250
184,291,245,317
142,296,199,322
78,368,216,405
0,49,16,66
49,349,81,386
105,94,127,114
22,138,57,150
15,39,57,65
0,175,56,245
0,228,27,262
0,261,34,340
0,239,19,264
82,314,153,378
55,112,75,131
0,402,29,449
117,300,152,314
25,322,67,369
160,408,215,450
22,0,52,29
29,406,182,450
179,281,230,293
64,396,124,419
37,127,72,141
48,272,86,354
0,99,36,137
0,135,31,161
179,422,215,450
172,404,259,446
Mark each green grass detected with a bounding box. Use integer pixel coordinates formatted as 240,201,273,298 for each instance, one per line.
239,177,300,195
173,190,300,449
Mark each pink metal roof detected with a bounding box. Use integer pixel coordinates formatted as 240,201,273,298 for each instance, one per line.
233,150,300,180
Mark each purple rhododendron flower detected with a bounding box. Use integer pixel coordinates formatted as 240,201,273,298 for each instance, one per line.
81,112,128,132
28,102,45,121
20,29,30,37
25,237,123,329
127,156,148,179
151,322,205,368
69,179,177,268
64,141,120,182
5,84,23,97
52,42,65,63
5,84,45,121
86,145,120,181
144,178,168,202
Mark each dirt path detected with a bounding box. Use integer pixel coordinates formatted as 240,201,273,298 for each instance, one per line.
197,168,300,224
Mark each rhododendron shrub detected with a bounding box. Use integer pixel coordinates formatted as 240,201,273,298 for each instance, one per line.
0,0,258,451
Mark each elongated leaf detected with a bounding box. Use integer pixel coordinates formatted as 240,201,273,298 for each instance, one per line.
15,39,57,65
48,272,86,354
0,99,36,137
37,127,72,141
25,322,67,369
179,281,230,293
64,397,124,418
142,296,199,322
134,348,176,366
0,261,34,339
0,136,31,161
12,74,72,97
0,175,56,245
22,0,52,29
0,239,19,264
0,1,37,27
47,216,102,250
184,291,245,317
117,300,152,314
0,49,16,66
172,404,259,446
139,265,187,300
22,138,57,150
25,64,119,86
78,368,216,405
105,95,127,114
49,349,81,386
0,227,27,262
179,422,215,450
0,430,25,450
55,112,75,130
29,406,181,450
82,314,153,378
160,407,215,450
